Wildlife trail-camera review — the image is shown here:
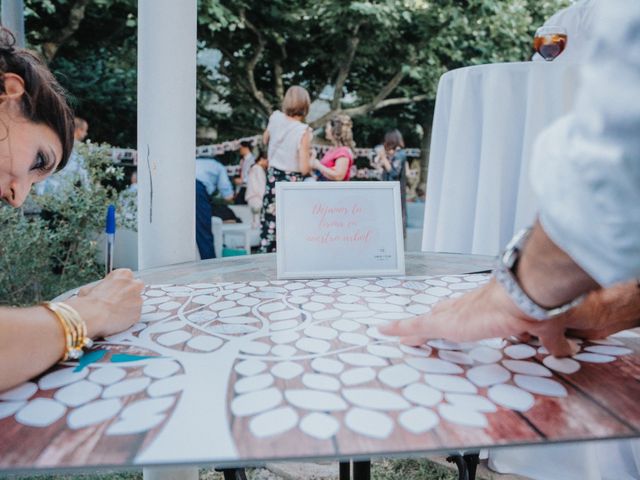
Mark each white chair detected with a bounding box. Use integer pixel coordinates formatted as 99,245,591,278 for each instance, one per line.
210,206,261,257
212,214,252,256
228,205,261,252
211,216,223,259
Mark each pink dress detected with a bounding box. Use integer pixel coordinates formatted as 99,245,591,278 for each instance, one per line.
320,146,353,181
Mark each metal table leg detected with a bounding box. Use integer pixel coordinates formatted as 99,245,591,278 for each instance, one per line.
339,460,371,480
446,453,480,480
353,460,371,480
463,453,479,480
221,468,248,480
339,461,351,480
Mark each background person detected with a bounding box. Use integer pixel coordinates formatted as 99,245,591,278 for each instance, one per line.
311,114,354,182
245,149,268,228
35,115,90,195
74,116,89,142
260,85,314,252
195,155,235,259
238,141,256,182
0,28,143,391
376,129,408,234
234,140,255,205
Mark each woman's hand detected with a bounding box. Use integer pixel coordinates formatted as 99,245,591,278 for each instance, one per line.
67,269,144,338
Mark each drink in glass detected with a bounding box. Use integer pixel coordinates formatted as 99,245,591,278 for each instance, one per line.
534,26,568,61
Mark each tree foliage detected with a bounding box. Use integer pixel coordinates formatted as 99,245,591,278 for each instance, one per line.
21,0,568,151
197,0,568,146
25,0,137,147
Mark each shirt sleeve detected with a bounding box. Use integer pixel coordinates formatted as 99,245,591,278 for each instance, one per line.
387,150,407,181
215,163,235,199
530,0,640,286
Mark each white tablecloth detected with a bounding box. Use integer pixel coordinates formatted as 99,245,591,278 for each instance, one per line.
422,61,580,256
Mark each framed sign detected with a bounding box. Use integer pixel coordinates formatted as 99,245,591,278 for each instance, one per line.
276,181,405,279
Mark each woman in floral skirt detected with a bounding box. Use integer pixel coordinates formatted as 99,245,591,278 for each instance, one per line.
260,86,314,252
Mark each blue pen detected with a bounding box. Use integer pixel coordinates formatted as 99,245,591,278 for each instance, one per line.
105,204,116,275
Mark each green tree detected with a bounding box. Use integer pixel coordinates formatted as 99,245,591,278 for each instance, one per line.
198,0,568,182
24,0,137,147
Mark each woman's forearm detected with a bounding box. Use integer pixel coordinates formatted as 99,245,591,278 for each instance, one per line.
0,306,65,391
314,162,341,181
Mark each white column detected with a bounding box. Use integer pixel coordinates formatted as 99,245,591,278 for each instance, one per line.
1,0,25,47
137,0,197,270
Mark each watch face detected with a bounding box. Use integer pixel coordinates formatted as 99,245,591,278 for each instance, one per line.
502,248,518,269
502,228,532,269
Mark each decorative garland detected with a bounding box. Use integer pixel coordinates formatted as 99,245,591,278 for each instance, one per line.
112,135,421,165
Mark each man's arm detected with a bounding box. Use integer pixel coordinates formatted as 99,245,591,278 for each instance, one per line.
215,163,235,202
517,220,599,308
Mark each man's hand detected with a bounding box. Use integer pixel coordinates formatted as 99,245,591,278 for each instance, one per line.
380,279,640,357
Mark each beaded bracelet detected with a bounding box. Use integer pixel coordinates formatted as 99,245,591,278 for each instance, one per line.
43,302,93,361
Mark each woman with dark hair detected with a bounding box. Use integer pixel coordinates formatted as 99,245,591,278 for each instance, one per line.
312,114,354,181
0,29,143,391
376,129,408,233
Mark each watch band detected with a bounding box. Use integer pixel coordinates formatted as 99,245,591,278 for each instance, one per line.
494,228,584,321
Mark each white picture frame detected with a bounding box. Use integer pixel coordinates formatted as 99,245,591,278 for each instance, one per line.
275,181,405,279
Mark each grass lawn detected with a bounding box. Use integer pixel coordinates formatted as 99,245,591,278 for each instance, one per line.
0,458,464,480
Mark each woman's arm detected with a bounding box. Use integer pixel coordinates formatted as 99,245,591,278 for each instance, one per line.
0,269,143,391
376,149,391,172
313,157,350,181
386,150,406,180
262,129,270,146
297,129,313,175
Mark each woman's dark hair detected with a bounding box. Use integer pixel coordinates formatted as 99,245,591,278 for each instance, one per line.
383,129,405,151
0,28,74,171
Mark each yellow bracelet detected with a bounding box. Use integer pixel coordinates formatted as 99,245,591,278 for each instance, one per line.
56,302,92,349
43,303,73,361
43,302,92,361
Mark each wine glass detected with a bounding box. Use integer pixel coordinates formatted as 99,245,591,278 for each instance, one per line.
534,26,568,61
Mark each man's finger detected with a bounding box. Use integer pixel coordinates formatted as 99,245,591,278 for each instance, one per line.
399,336,429,347
538,327,577,357
379,314,439,339
109,268,133,279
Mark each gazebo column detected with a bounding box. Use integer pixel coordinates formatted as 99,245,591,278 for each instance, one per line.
1,0,25,47
137,0,198,271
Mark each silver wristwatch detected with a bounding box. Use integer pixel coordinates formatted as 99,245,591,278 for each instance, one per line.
494,228,584,321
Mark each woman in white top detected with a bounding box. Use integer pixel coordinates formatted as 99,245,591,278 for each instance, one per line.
259,85,314,252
